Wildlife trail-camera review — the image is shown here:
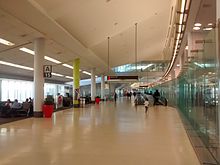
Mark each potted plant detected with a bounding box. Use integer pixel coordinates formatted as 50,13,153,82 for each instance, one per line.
42,96,54,118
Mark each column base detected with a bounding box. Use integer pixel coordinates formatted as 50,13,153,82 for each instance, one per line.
34,111,43,118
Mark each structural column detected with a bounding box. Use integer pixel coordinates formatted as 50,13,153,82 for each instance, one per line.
91,68,96,102
101,75,105,101
73,58,80,108
34,38,45,117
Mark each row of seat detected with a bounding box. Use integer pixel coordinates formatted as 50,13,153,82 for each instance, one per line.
0,101,33,117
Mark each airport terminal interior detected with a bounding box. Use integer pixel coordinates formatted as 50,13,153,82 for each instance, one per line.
0,0,220,164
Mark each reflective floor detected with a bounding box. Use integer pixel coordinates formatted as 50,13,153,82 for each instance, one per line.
0,98,200,165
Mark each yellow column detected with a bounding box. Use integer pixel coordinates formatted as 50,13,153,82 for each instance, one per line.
73,58,80,108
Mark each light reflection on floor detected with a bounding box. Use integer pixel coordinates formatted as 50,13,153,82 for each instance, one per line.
0,98,199,165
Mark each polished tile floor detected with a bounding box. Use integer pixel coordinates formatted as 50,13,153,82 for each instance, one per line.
0,98,200,165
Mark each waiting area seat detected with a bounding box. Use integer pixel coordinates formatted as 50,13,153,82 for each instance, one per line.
0,101,33,117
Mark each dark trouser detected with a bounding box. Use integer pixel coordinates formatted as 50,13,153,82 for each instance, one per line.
145,106,148,113
154,97,159,105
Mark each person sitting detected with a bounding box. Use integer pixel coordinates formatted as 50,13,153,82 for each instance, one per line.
1,99,12,117
11,99,22,109
7,99,22,117
23,99,31,112
5,99,12,108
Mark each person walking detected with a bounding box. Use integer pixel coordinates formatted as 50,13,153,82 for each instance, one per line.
144,98,149,113
153,89,160,105
114,92,117,102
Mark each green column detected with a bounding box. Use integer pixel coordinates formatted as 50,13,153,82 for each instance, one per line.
73,58,80,108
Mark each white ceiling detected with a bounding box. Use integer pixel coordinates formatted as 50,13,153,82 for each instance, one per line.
0,0,174,83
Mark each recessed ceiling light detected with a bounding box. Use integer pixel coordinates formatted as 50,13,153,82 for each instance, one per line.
185,46,188,50
82,71,91,76
51,72,64,77
208,23,213,26
194,23,202,26
19,47,35,55
0,60,33,71
65,76,73,79
62,64,73,69
203,27,213,31
0,38,15,46
177,64,180,67
44,56,61,64
193,27,200,30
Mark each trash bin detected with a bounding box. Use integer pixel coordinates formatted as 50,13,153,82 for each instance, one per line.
42,104,54,118
95,97,100,104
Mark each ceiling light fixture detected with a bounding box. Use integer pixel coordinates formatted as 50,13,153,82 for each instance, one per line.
0,60,75,79
19,47,35,55
162,0,189,79
193,27,200,30
0,38,15,46
185,46,188,50
82,71,92,76
194,23,202,26
203,27,213,31
65,76,73,79
44,56,61,64
20,47,62,64
208,23,213,26
51,72,64,77
0,60,33,71
62,64,73,69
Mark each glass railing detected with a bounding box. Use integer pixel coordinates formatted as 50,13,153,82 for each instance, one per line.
155,27,219,163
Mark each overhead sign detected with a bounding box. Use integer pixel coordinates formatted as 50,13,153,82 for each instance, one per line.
43,65,52,78
107,76,138,80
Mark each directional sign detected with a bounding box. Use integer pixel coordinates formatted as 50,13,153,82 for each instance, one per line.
107,76,138,80
43,65,52,78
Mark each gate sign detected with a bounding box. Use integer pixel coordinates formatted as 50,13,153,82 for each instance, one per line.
43,65,52,78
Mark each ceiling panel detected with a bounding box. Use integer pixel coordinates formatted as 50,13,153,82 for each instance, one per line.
0,0,173,83
33,0,172,66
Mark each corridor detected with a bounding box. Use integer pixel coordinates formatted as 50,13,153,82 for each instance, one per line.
0,98,200,165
